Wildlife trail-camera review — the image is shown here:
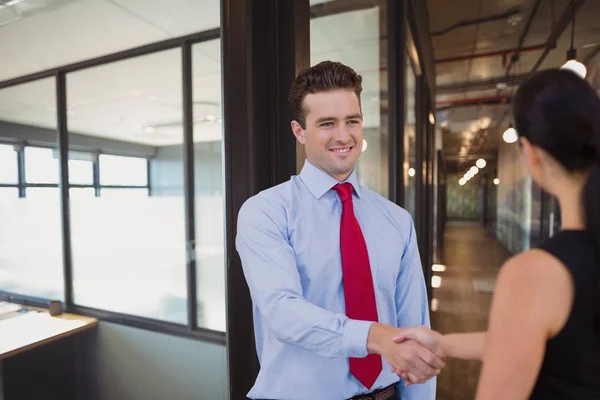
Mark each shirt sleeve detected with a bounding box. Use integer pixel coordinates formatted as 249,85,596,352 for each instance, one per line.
394,217,436,400
235,197,374,359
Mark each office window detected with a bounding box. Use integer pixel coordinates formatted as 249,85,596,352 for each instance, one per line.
311,3,389,198
0,78,64,300
0,188,19,199
26,187,60,199
25,147,59,184
0,144,18,183
68,49,187,324
99,155,148,186
193,39,225,332
70,188,96,199
100,188,149,198
404,54,417,219
69,159,94,185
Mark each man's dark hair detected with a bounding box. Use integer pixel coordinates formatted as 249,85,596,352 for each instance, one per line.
288,61,363,128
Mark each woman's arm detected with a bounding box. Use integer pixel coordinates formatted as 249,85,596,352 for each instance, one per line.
475,250,573,400
392,328,486,361
441,332,485,361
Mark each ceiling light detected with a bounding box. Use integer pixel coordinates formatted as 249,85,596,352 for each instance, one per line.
503,127,518,143
507,14,522,26
561,59,587,78
362,139,368,152
429,112,435,125
459,178,466,185
432,275,442,288
470,166,479,174
432,264,446,272
476,158,487,169
408,168,416,177
479,117,492,129
561,9,586,78
494,178,500,185
440,121,448,129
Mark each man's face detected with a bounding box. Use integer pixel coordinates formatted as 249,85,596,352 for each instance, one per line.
291,89,363,181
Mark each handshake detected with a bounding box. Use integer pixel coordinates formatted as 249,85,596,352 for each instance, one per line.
366,323,445,386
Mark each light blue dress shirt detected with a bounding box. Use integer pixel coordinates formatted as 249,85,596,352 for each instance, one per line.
236,160,435,400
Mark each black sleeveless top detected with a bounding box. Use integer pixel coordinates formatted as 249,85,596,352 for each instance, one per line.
530,230,600,399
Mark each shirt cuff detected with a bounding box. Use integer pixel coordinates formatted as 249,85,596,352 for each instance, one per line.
342,319,375,358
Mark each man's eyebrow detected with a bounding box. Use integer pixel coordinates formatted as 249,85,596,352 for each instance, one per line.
346,113,362,120
315,116,337,124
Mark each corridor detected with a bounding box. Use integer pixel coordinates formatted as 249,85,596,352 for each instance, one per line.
431,222,512,400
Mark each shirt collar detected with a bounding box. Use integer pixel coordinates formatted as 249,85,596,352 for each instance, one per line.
299,159,361,200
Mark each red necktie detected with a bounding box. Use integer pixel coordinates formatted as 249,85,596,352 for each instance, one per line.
333,183,382,389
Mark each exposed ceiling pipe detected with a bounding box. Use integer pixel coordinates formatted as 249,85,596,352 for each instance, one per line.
436,73,529,94
505,0,542,77
430,7,521,37
435,44,544,64
530,0,587,74
436,95,511,110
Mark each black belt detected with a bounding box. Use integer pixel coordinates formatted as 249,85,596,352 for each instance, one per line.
348,384,397,400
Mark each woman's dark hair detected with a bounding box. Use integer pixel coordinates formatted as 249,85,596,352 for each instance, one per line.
513,68,600,311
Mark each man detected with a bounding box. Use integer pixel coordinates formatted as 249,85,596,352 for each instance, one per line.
236,61,441,400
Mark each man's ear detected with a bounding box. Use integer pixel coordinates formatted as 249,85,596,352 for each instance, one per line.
291,120,306,144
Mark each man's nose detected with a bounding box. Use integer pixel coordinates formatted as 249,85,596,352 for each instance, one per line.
332,125,352,142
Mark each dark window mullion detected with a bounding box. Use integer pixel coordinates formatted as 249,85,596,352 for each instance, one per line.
17,144,26,198
93,153,101,197
57,71,74,306
182,41,197,330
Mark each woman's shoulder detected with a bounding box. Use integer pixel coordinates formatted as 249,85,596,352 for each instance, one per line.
496,249,574,337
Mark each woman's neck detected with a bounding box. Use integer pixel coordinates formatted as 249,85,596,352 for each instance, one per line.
555,179,586,230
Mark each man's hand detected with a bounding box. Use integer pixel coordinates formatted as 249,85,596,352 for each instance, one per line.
392,326,444,357
390,326,445,385
367,323,445,384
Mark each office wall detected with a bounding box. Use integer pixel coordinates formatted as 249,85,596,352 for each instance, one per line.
76,322,227,400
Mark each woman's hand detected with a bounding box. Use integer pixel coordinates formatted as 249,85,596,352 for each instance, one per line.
390,326,445,385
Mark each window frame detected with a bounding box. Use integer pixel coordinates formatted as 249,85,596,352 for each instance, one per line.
0,27,225,345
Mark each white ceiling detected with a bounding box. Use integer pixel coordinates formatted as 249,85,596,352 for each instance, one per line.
0,0,384,147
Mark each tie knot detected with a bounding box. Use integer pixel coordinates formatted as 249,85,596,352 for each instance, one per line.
333,182,353,203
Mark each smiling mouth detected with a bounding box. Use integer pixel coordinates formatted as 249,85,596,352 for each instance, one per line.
330,147,353,154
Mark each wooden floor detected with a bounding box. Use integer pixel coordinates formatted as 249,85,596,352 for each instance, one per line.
431,221,512,400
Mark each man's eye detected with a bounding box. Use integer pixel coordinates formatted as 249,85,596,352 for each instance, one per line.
347,120,360,124
320,122,333,127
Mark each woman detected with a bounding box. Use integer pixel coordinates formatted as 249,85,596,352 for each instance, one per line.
396,69,600,399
